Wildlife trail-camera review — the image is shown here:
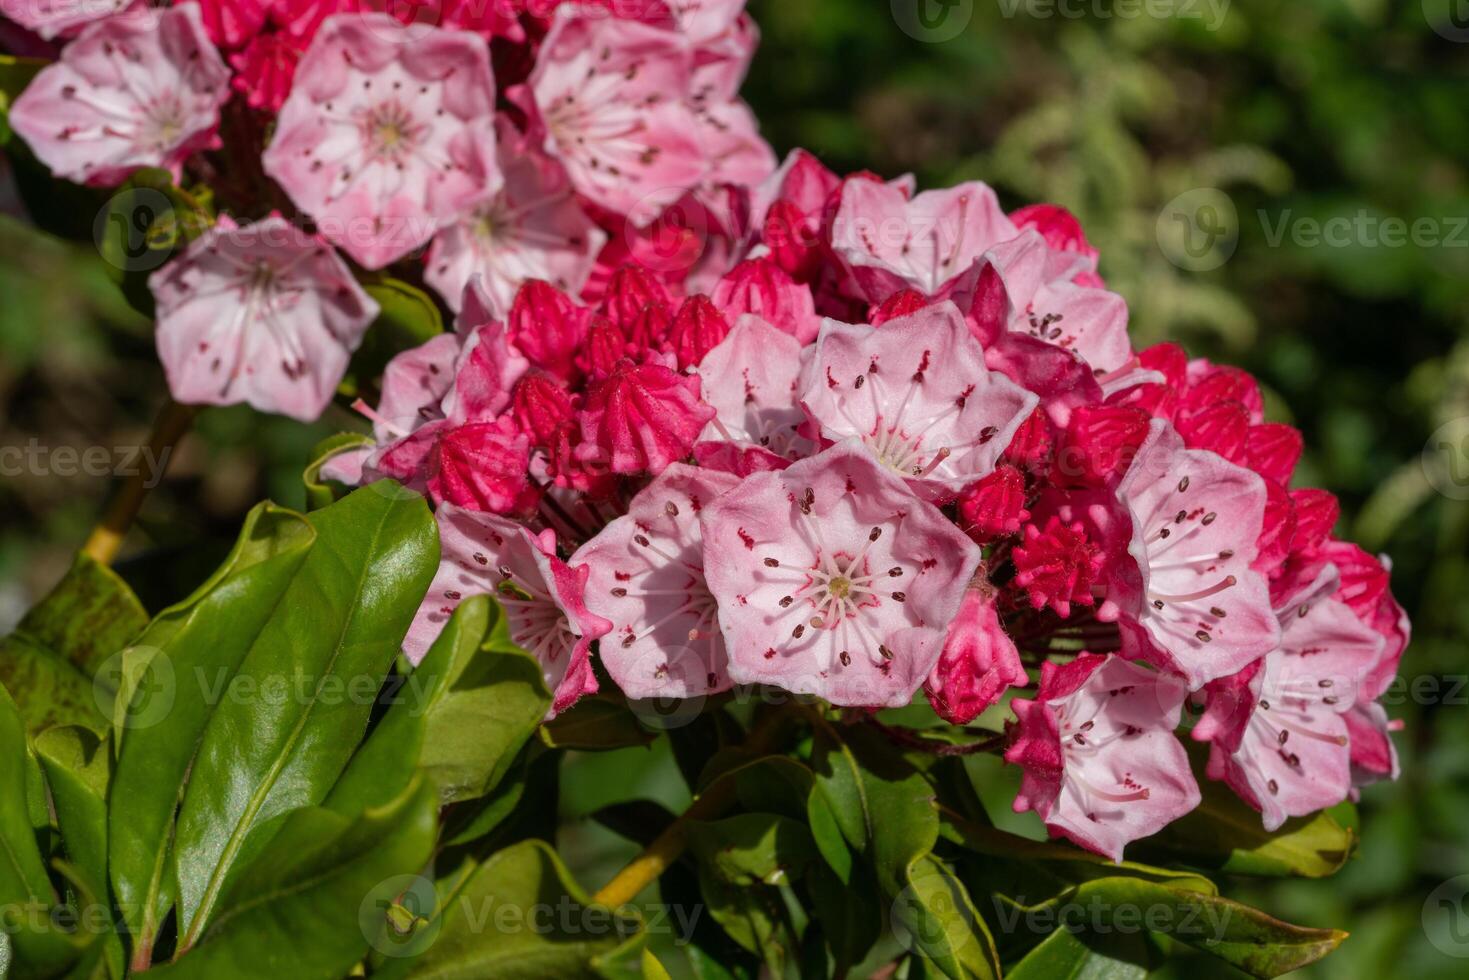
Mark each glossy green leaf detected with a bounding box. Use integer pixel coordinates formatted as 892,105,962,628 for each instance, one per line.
696,866,791,975
0,555,147,735
894,855,999,980
108,501,316,957
1003,925,1151,980
996,877,1346,978
389,839,643,979
806,863,879,974
32,727,111,893
687,813,818,887
0,684,83,978
168,485,438,953
146,780,437,980
540,693,656,751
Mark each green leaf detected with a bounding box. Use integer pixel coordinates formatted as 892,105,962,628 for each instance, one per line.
687,813,818,887
695,867,791,975
540,693,656,751
1126,772,1357,878
0,684,83,978
169,484,438,951
0,555,147,735
108,501,316,957
806,864,880,974
32,727,111,893
390,839,643,979
894,855,1000,980
145,780,437,980
303,433,375,510
344,278,445,397
996,877,1346,978
1004,926,1151,980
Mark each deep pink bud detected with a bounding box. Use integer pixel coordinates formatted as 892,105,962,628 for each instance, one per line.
1184,363,1264,422
581,317,631,382
1009,203,1103,287
1252,479,1295,579
1175,399,1250,463
508,280,590,382
600,264,672,333
1051,405,1151,487
1011,515,1102,618
1245,422,1303,486
957,464,1029,542
762,199,820,281
428,419,533,515
1289,488,1340,554
1001,409,1053,475
710,257,819,344
925,588,1029,725
626,300,673,351
667,295,730,369
575,360,715,475
512,374,575,446
869,288,930,326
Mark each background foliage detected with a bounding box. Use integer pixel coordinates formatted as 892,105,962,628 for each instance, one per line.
2,1,1467,976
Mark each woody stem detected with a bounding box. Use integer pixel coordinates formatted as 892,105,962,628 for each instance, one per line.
591,705,796,908
81,398,196,566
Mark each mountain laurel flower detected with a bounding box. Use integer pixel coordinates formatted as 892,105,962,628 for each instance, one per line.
150,215,378,422
426,117,605,315
1111,420,1280,690
1007,653,1201,861
801,303,1037,503
1192,569,1384,831
262,13,500,269
573,464,741,699
10,5,231,186
700,443,983,708
0,0,137,40
575,359,716,475
405,507,611,716
694,313,814,466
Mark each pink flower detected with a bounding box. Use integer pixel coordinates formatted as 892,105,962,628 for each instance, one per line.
9,5,231,186
405,507,611,716
0,0,135,40
1013,516,1103,618
230,30,304,112
956,464,1029,542
575,358,715,475
710,257,820,345
1009,203,1102,287
694,313,814,465
150,215,378,422
572,464,741,699
925,588,1028,725
1192,571,1383,830
261,13,499,269
522,9,706,217
1006,653,1200,861
1344,702,1399,794
441,314,529,424
828,178,1016,302
1110,420,1280,690
700,442,983,708
1318,540,1409,702
1051,405,1152,488
800,303,1037,502
426,116,605,315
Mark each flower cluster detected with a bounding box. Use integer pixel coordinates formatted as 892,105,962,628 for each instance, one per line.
3,0,1407,862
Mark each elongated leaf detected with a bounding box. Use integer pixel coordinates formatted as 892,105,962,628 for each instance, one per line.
388,839,643,979
145,781,437,980
895,855,1000,980
0,684,83,978
170,484,437,951
0,555,147,735
108,502,316,955
994,877,1346,978
540,693,656,751
1003,926,1150,980
687,813,818,887
32,727,111,893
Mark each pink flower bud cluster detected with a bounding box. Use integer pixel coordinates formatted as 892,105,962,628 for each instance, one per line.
2,1,1407,861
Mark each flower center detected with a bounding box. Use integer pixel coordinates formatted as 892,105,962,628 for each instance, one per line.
827,576,852,600
362,100,423,162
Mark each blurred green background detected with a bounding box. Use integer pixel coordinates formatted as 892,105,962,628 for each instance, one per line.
3,1,1468,976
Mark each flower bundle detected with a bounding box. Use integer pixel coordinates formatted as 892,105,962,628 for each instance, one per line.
1,0,1406,874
